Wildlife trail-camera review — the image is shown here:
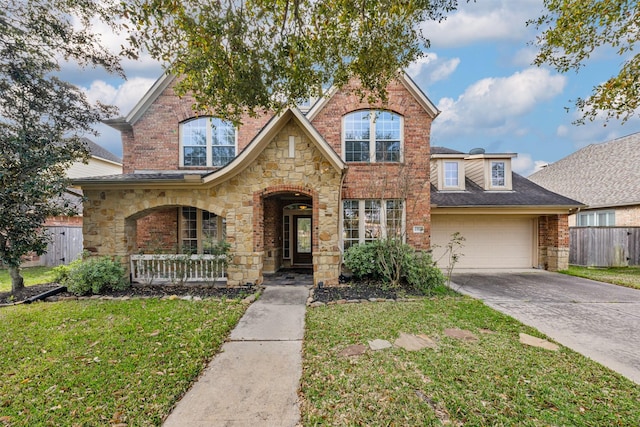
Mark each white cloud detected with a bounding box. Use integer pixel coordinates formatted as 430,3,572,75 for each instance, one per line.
407,53,461,86
512,153,549,177
434,68,566,137
83,77,156,117
421,0,542,48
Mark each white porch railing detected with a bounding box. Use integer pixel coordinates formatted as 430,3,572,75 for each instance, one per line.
130,254,227,284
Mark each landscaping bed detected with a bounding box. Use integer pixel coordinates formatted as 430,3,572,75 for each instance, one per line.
0,282,254,305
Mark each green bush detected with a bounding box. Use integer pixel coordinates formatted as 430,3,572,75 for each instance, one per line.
403,250,445,295
63,256,128,296
343,243,379,279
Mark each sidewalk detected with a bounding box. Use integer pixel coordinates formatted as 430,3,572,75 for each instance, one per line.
163,284,310,426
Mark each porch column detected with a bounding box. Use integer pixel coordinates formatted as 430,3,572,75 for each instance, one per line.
539,214,569,271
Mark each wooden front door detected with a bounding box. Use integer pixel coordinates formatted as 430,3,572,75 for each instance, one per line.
293,215,312,265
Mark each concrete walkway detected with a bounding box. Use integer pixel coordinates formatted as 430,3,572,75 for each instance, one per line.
163,284,310,426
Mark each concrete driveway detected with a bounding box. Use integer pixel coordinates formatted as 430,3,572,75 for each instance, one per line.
451,270,640,385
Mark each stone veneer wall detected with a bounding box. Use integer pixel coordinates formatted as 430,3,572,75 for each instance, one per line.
83,119,343,286
538,214,570,271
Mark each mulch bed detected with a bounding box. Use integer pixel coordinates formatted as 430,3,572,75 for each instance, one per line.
312,281,401,303
0,283,253,305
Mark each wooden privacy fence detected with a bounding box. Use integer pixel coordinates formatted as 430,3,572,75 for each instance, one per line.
36,226,84,267
569,227,640,267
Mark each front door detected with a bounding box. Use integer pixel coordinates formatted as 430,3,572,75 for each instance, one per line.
293,215,312,265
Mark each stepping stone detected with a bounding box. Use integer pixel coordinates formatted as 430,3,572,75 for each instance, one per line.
478,328,496,334
394,333,437,351
338,344,367,357
519,333,559,351
444,328,478,341
368,339,392,351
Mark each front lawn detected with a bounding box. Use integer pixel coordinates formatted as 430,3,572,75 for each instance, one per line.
301,298,640,426
0,298,246,426
0,267,56,292
560,265,640,290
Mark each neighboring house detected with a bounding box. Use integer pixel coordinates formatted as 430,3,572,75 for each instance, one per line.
430,147,582,270
74,73,579,286
23,139,123,267
529,133,640,227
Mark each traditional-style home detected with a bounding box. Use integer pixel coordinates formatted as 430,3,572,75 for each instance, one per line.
74,73,580,286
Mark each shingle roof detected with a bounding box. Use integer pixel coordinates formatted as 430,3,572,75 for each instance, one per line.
431,174,582,207
74,171,203,184
528,133,640,208
81,138,122,164
431,146,464,155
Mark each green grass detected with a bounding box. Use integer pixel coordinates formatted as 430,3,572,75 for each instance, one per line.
301,297,640,426
0,298,246,426
0,267,57,292
560,265,640,290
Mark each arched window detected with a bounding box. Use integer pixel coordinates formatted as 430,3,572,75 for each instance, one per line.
180,117,236,167
343,110,402,163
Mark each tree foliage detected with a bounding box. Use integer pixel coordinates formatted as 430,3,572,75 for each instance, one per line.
0,0,126,292
125,0,461,122
531,0,640,124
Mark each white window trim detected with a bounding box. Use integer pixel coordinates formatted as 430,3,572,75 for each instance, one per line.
340,199,406,251
178,207,226,253
484,160,512,190
179,117,238,167
438,159,465,190
341,110,404,163
577,210,616,227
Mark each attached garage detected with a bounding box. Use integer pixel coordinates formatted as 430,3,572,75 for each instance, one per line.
431,214,537,269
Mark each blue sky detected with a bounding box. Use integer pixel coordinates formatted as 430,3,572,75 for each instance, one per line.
78,0,640,177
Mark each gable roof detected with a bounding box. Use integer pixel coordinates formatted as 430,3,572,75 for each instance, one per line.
528,132,640,209
306,72,439,121
81,138,122,165
74,108,345,188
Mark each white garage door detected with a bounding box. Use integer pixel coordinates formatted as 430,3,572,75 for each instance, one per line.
431,215,536,269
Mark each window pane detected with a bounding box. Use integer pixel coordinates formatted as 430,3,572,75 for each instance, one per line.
344,112,371,162
374,111,401,162
211,118,235,166
444,162,459,187
181,207,198,253
297,217,312,253
386,200,403,238
182,118,208,166
491,161,505,186
343,200,360,250
364,200,381,242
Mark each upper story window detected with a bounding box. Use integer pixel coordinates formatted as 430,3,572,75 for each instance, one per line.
444,161,460,187
180,117,236,167
343,110,402,163
490,161,506,187
577,210,615,227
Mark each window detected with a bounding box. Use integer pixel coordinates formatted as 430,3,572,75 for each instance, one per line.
342,199,404,250
491,161,506,187
577,210,615,227
180,207,226,253
181,117,236,167
444,161,460,187
343,110,402,163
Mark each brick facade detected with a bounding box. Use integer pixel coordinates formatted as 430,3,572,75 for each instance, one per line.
538,214,569,271
615,205,640,226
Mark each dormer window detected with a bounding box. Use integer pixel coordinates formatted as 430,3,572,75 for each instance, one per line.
444,161,460,187
491,161,506,187
180,117,236,167
343,110,402,163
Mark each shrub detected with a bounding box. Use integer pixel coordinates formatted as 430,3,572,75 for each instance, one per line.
63,256,128,296
374,239,414,289
343,243,379,279
403,250,445,295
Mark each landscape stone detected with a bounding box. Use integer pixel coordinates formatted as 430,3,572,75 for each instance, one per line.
444,328,478,342
309,301,325,308
368,339,393,351
338,344,368,357
394,333,437,351
519,333,559,351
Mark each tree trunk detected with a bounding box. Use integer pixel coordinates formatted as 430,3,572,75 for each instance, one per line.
9,266,24,293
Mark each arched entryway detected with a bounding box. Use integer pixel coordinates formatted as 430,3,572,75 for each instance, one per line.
256,186,317,274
